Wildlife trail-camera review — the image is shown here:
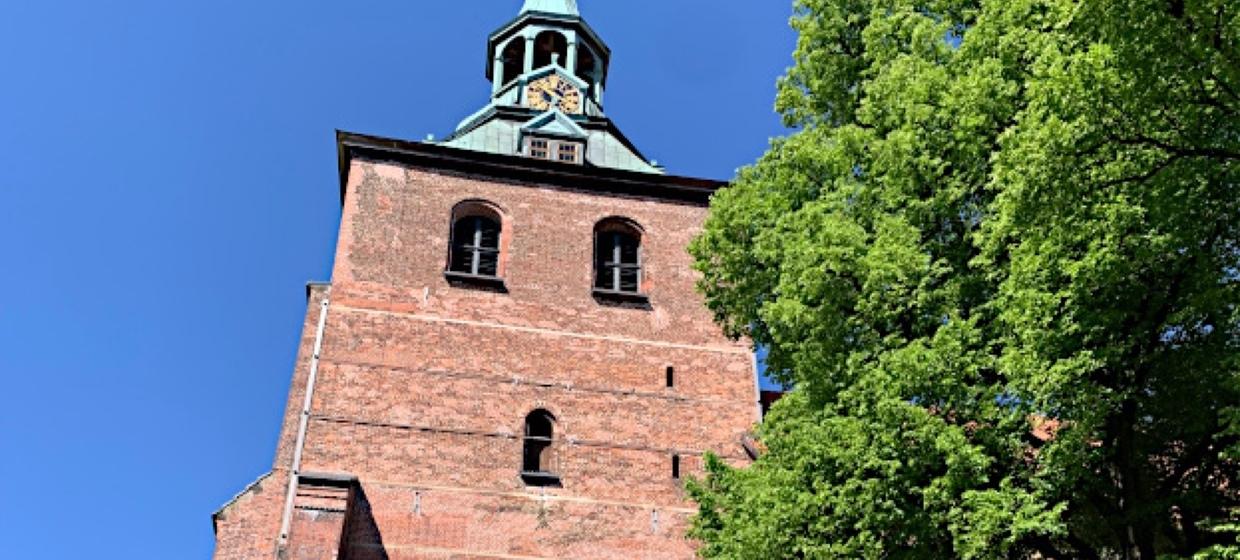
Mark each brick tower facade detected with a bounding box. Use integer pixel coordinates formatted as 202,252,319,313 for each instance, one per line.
211,2,760,558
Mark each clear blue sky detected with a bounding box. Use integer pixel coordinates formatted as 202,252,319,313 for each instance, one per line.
0,1,793,556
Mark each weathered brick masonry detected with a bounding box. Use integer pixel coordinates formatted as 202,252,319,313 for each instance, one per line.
212,3,759,557
211,138,760,559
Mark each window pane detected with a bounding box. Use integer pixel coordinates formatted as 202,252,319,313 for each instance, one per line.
558,143,578,163
529,138,550,160
449,219,477,274
594,236,612,289
453,218,477,247
595,266,613,290
619,267,640,293
477,218,501,250
523,440,550,472
449,248,473,274
619,236,639,265
476,250,499,277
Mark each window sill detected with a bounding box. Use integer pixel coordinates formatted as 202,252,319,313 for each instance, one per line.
592,289,651,310
520,471,562,487
444,271,509,294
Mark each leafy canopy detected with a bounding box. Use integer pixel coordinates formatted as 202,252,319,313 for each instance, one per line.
688,0,1239,557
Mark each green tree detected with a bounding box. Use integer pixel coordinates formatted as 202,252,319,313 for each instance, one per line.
688,0,1239,557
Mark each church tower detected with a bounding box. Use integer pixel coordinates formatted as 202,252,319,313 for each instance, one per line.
211,2,760,558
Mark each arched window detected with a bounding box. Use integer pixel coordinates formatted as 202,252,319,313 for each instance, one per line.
522,410,560,486
533,31,568,70
575,45,597,90
594,219,643,294
447,202,503,280
501,38,526,86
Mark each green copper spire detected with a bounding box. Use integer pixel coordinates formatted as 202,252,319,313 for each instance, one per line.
443,0,662,174
520,0,579,17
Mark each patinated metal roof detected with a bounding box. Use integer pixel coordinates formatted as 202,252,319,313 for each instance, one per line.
520,0,579,17
336,130,724,206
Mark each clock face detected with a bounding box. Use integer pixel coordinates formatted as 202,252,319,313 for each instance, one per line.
525,74,583,114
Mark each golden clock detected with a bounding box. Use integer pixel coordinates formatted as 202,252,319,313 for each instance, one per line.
525,74,583,114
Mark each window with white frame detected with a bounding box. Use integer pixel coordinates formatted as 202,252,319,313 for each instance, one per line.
525,136,582,165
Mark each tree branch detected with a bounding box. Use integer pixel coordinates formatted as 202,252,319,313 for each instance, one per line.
1108,134,1240,161
1094,155,1182,190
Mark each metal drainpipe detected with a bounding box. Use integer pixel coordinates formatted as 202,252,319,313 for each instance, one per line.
276,295,331,557
751,351,764,424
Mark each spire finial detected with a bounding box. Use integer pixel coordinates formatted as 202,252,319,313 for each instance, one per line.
520,0,580,17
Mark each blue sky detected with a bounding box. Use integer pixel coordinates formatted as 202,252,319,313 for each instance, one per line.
0,1,793,556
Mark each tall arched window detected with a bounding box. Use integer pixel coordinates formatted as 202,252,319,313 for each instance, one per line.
500,38,526,86
447,202,505,287
522,410,560,486
450,216,501,277
575,45,597,91
594,219,643,294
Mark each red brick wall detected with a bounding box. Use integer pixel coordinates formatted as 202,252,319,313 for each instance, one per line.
286,481,353,560
212,471,283,560
215,160,758,559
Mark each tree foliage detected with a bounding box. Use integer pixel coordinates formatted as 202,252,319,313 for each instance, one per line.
688,0,1239,557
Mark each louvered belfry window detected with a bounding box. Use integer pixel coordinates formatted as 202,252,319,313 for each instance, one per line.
450,216,501,277
595,230,642,293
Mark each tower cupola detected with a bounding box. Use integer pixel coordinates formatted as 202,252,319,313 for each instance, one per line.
486,0,610,109
442,1,662,174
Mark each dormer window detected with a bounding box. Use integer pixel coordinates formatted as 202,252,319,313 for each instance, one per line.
525,136,582,165
557,142,578,163
529,138,550,159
